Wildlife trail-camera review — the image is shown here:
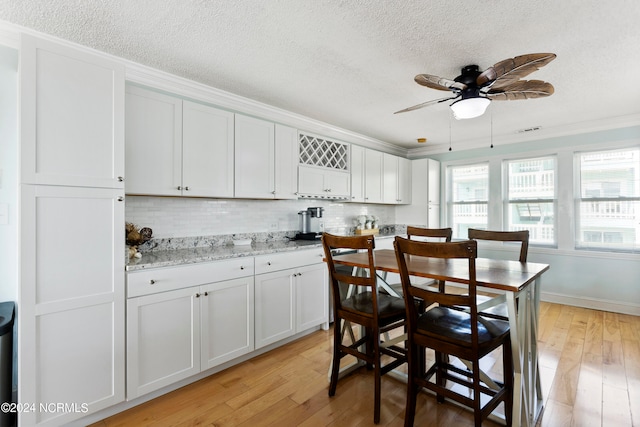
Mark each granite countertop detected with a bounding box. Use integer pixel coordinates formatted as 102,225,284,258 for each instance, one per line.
126,230,400,271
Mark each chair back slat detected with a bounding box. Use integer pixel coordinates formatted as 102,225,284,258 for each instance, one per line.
468,228,529,262
407,226,452,242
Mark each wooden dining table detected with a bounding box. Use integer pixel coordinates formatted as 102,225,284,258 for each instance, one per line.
330,248,550,427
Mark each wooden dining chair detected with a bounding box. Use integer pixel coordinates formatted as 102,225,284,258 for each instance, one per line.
468,228,529,262
394,237,513,427
468,229,530,319
386,227,453,296
322,233,408,424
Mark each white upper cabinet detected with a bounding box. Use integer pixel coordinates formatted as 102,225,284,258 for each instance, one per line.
383,153,399,204
274,124,299,199
125,86,235,197
383,154,412,204
398,156,412,204
298,165,350,199
125,86,182,196
20,35,125,188
182,101,235,197
427,158,441,205
364,149,383,203
350,145,365,202
234,114,276,198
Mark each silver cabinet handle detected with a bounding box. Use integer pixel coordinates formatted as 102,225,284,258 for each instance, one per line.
240,266,245,270
117,176,124,182
117,196,124,202
267,262,271,266
149,279,156,285
204,291,208,296
177,186,182,190
185,186,189,191
195,293,201,298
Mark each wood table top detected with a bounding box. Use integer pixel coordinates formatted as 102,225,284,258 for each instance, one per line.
331,249,550,293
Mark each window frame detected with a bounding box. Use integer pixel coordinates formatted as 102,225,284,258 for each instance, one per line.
574,146,640,253
446,162,490,239
502,155,558,248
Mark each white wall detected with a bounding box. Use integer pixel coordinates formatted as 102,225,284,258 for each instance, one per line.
0,45,18,303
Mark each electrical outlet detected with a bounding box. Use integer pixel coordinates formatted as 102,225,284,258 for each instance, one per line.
268,222,278,231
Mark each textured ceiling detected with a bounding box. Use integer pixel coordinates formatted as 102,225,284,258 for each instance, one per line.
2,0,640,151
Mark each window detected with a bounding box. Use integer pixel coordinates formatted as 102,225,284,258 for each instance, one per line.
576,147,640,252
448,163,488,238
505,156,556,245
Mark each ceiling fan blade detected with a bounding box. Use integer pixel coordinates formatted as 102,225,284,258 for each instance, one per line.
476,67,498,87
394,96,458,114
415,74,467,92
487,80,554,100
487,53,556,89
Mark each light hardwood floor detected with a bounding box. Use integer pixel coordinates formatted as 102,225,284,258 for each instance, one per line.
91,302,640,426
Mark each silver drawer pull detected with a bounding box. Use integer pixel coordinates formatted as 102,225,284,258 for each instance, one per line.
267,262,271,266
240,266,244,270
195,293,201,298
149,279,156,285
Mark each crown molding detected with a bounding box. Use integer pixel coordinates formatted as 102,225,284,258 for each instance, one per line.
407,113,640,158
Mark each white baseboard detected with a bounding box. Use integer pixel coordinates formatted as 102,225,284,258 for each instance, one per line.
541,291,640,316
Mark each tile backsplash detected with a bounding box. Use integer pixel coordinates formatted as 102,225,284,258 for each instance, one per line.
126,196,397,239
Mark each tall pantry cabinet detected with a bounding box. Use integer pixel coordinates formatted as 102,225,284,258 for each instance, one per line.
18,35,125,426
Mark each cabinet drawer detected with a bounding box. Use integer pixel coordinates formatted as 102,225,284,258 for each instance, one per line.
127,257,254,298
255,247,325,275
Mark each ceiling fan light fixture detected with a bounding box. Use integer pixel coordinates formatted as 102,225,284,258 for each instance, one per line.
450,97,491,119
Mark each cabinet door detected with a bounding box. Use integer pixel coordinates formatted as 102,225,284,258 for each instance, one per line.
398,157,412,204
274,124,299,199
127,287,201,399
324,170,351,199
201,277,254,370
298,165,325,196
254,270,295,349
125,86,182,196
350,145,365,202
296,264,328,332
19,185,125,426
428,203,441,228
235,114,275,198
427,158,441,204
182,101,235,198
383,153,399,204
364,149,383,203
20,35,124,188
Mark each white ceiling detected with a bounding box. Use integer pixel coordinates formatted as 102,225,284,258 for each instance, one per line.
2,0,640,152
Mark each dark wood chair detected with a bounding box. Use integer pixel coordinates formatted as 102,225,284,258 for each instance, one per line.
386,227,453,296
468,228,529,262
322,233,407,424
394,237,513,427
468,229,530,319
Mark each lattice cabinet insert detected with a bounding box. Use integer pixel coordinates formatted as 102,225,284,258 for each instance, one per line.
299,133,349,171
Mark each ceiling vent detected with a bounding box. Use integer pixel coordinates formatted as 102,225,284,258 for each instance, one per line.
517,126,542,133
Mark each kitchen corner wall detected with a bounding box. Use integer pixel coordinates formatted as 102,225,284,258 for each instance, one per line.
125,196,397,238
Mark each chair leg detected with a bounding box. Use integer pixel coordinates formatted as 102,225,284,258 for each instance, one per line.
404,344,419,427
434,351,446,403
503,339,514,427
373,326,381,423
472,359,482,427
328,319,342,397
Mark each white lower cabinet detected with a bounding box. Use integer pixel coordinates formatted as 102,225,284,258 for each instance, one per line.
126,260,254,399
254,249,328,349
